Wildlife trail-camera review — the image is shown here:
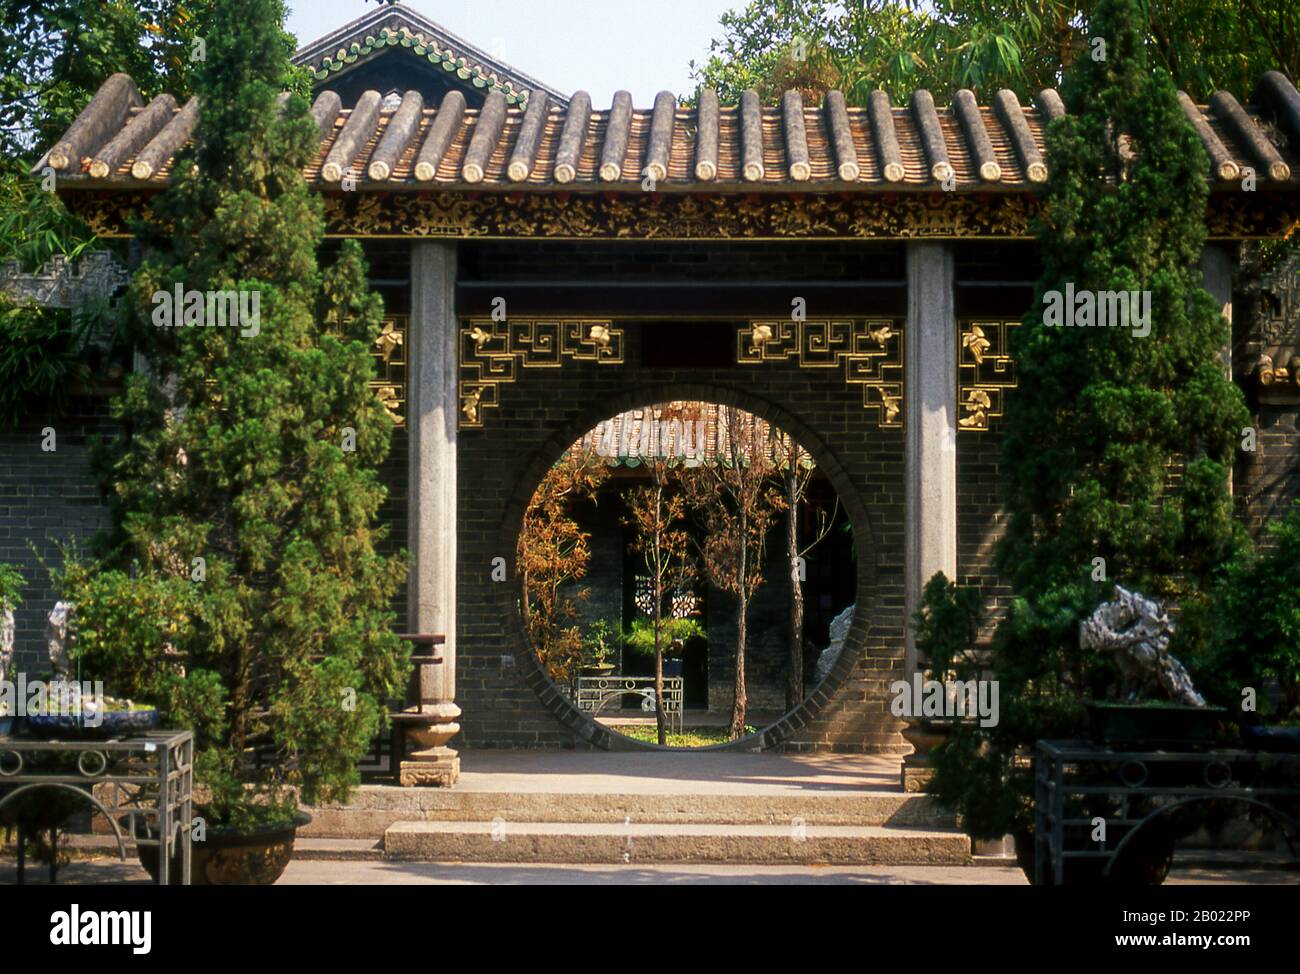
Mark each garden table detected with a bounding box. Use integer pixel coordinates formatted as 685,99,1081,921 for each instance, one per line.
576,675,684,734
1034,739,1300,885
0,730,193,885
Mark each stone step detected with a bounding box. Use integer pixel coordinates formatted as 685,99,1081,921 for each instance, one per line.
302,788,953,838
382,820,971,865
293,838,384,861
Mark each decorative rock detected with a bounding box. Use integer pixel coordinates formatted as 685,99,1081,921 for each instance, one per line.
815,604,854,686
47,601,74,676
1080,586,1205,706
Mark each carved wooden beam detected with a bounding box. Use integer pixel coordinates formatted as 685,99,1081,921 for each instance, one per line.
1036,88,1066,124
868,90,904,183
1211,89,1290,181
782,90,811,181
507,91,549,182
694,88,720,182
911,89,952,183
993,89,1046,184
1256,71,1300,159
322,89,381,183
310,91,343,143
463,90,508,184
954,89,1001,182
414,90,466,182
643,90,676,184
600,90,633,182
1177,91,1240,181
369,90,424,181
46,73,141,171
131,97,199,180
824,90,859,182
90,94,175,179
554,90,591,184
740,89,765,182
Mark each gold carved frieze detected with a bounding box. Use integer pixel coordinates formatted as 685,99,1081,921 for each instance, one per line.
739,319,903,427
59,189,1300,242
958,320,1020,431
458,318,623,428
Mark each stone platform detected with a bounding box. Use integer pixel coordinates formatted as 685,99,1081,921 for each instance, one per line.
302,750,971,865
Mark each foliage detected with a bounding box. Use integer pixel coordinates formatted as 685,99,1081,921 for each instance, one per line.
518,450,609,686
623,616,707,657
581,618,621,668
615,724,757,748
0,563,24,610
91,0,407,826
691,1,1300,104
1191,504,1300,719
623,451,697,743
911,572,984,678
0,170,125,427
682,406,786,739
927,0,1249,841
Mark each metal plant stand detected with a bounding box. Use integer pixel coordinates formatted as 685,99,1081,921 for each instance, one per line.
577,675,684,733
0,731,194,885
1035,739,1300,885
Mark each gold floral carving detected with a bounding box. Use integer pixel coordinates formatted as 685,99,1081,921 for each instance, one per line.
739,319,903,427
958,320,1019,431
369,315,407,425
459,318,622,428
60,189,1300,241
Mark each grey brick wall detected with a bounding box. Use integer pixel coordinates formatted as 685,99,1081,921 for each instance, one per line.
0,396,114,676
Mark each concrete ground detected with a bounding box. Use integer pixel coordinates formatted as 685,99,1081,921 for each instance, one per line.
401,748,905,794
1,856,1295,885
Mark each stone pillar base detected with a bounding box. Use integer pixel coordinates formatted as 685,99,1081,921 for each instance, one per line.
901,759,936,793
399,749,460,787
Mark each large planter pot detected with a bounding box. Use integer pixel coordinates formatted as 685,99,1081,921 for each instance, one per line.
138,811,311,885
662,659,684,678
25,708,159,740
1084,702,1228,748
581,664,615,677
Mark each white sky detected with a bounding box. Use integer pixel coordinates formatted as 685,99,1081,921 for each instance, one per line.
284,0,741,104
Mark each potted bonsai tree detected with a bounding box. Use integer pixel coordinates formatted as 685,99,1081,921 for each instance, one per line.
581,619,620,677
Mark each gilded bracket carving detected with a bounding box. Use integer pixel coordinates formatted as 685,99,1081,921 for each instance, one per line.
458,318,623,427
739,319,903,427
958,320,1020,431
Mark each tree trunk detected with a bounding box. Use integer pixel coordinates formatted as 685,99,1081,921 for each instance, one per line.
653,492,667,746
786,465,804,710
732,527,748,740
732,588,748,740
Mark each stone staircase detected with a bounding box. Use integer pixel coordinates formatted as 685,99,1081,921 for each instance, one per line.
300,783,971,865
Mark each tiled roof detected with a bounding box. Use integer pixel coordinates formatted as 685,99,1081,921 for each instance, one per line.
572,402,812,468
292,2,567,108
34,72,1300,193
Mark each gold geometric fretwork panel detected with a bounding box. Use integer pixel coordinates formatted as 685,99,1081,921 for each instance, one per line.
958,320,1020,432
738,319,903,427
458,318,623,428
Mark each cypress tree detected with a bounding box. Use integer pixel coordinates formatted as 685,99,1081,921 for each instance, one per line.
929,0,1249,840
98,0,407,820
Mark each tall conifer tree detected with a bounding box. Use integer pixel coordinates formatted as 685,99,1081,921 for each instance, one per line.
99,0,406,818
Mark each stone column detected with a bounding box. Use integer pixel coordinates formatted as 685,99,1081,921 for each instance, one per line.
1201,245,1234,493
401,240,460,786
1200,245,1233,381
901,242,958,791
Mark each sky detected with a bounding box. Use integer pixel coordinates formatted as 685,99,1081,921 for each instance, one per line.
284,0,741,104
